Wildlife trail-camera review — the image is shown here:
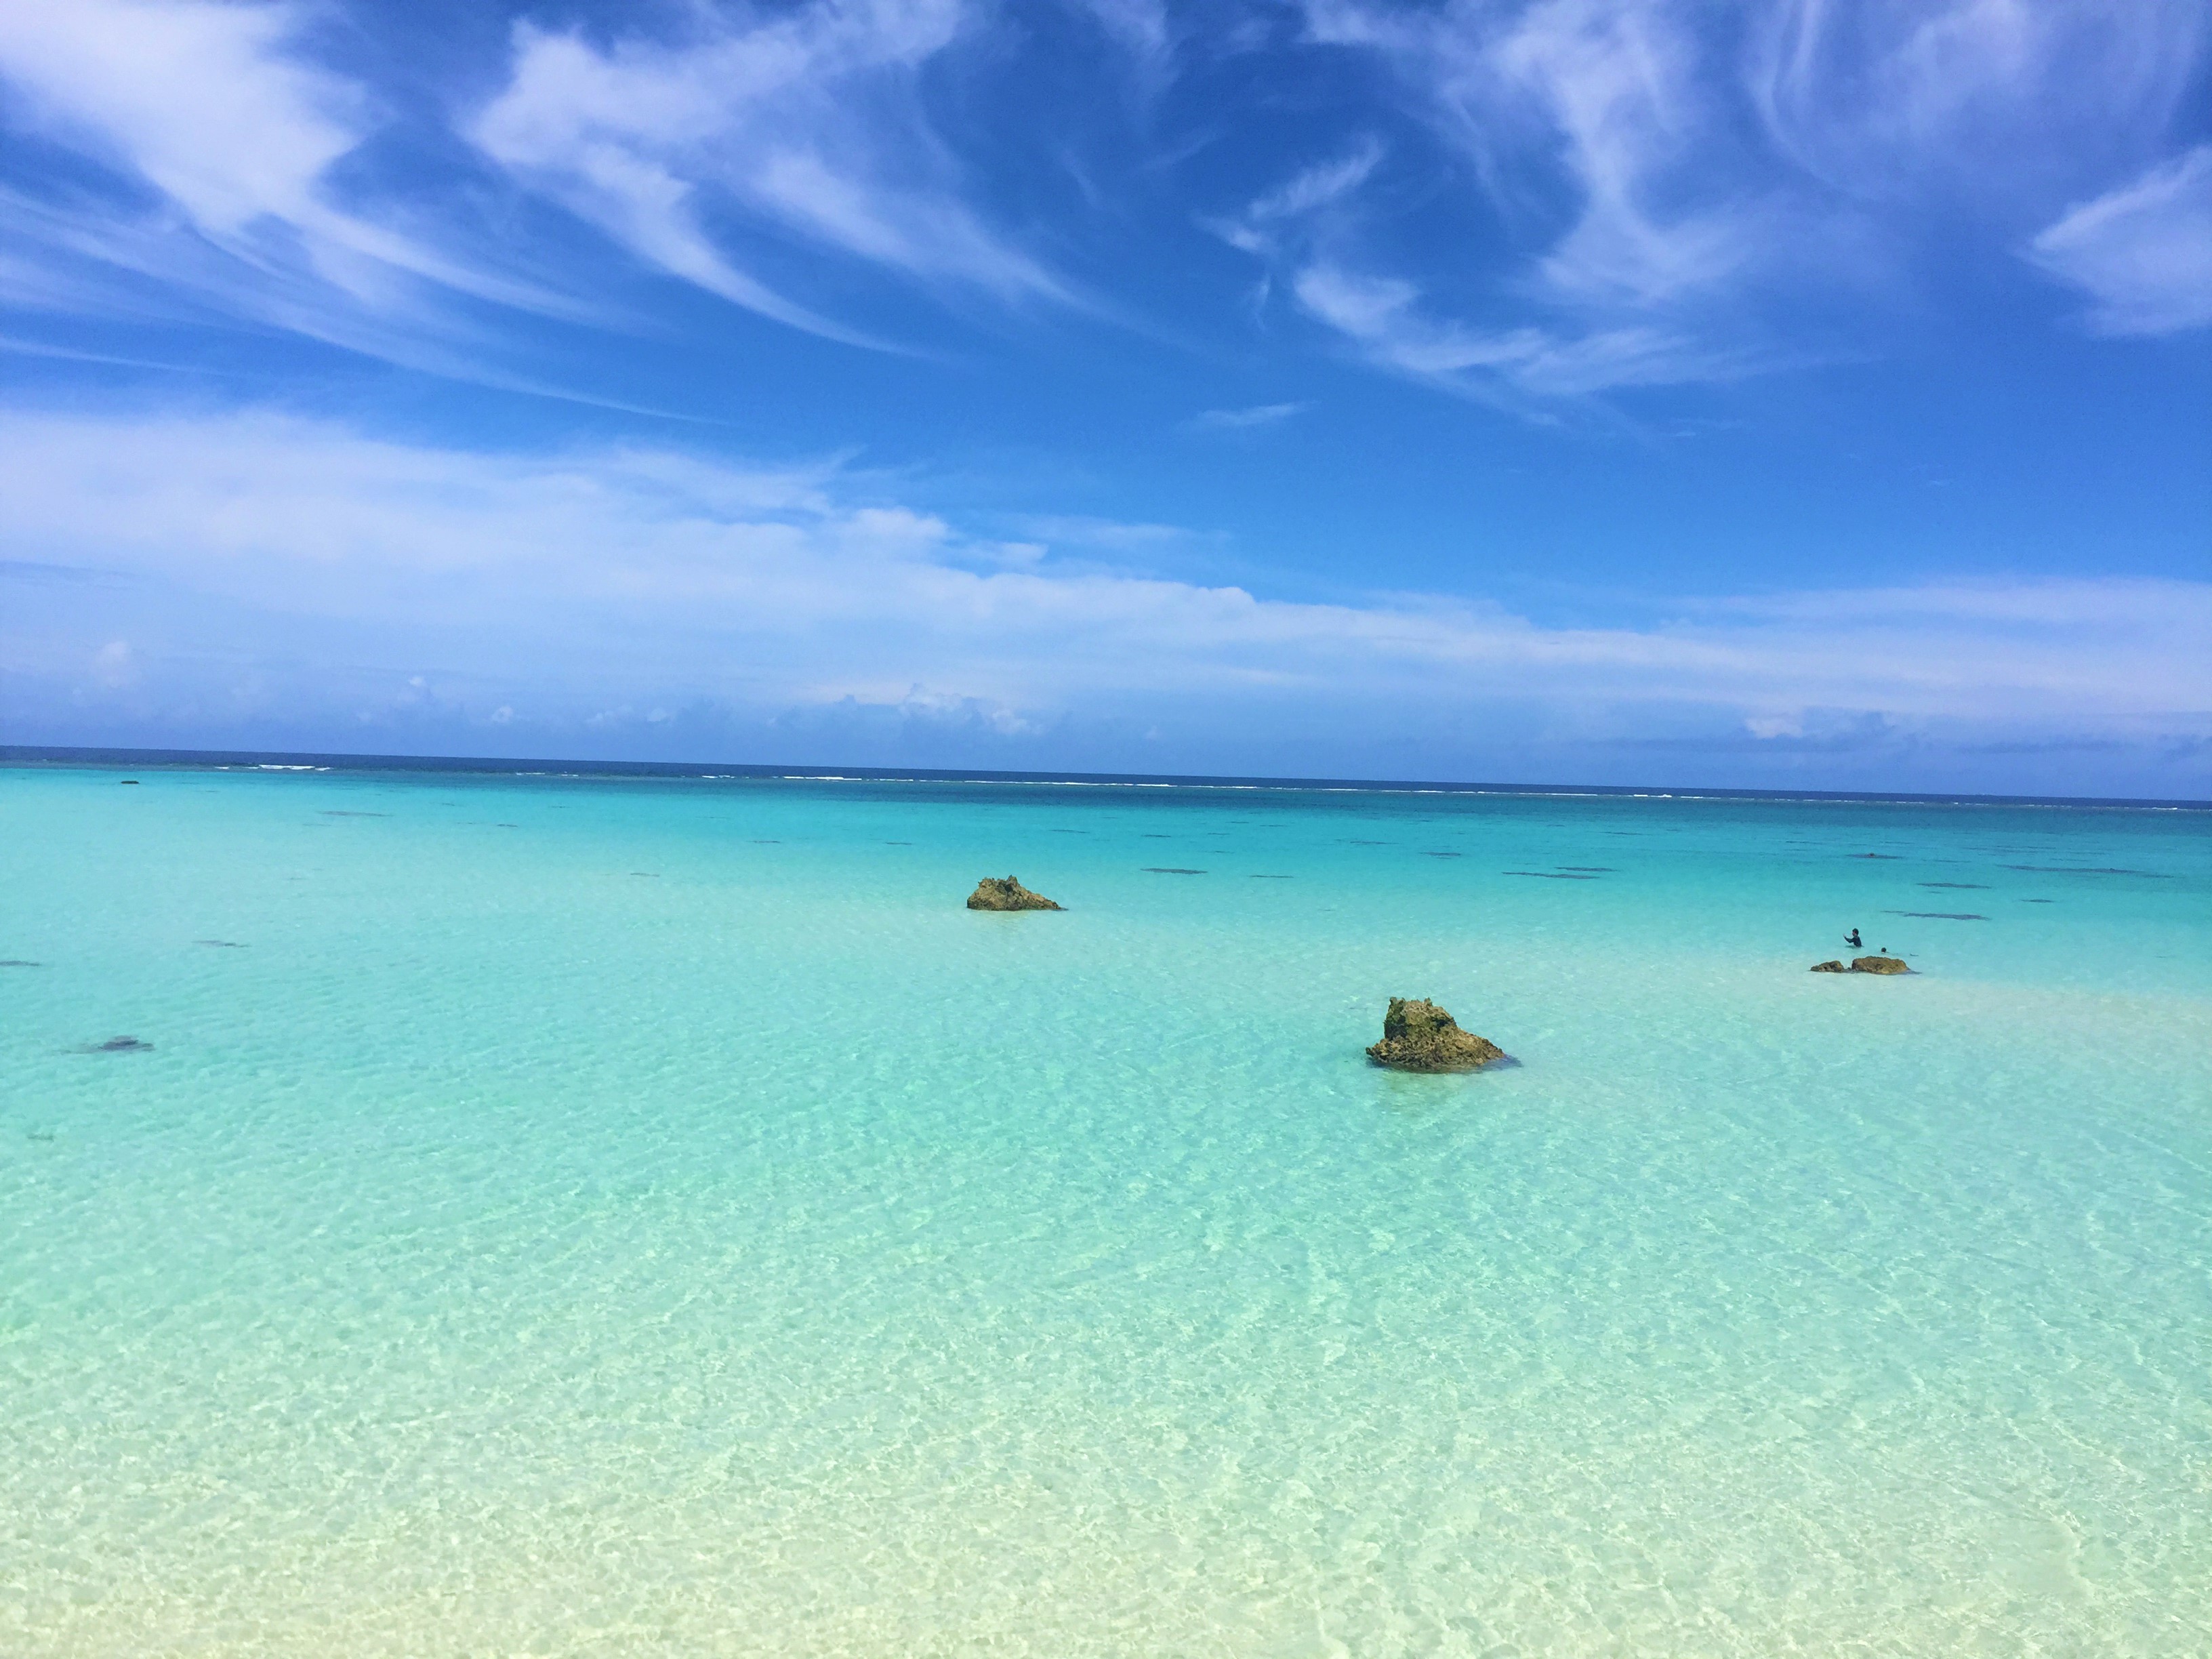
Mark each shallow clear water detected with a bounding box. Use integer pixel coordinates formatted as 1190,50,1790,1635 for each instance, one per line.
3,763,2208,1656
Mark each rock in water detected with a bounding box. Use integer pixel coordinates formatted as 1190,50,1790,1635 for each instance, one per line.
966,875,1063,912
1366,998,1505,1071
1850,956,1909,975
1809,960,1847,972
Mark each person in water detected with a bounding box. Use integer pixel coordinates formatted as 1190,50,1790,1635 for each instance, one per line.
1845,928,1862,949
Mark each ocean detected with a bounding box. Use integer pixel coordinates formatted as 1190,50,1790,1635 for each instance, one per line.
3,754,2207,1655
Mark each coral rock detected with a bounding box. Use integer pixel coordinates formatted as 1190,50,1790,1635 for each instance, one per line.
1850,956,1909,975
966,875,1063,912
1809,960,1847,972
1366,998,1505,1072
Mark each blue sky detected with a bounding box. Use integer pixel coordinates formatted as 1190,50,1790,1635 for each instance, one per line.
1,0,2207,796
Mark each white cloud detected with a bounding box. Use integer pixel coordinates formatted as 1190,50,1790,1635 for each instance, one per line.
89,637,136,688
2028,146,2212,336
1483,0,1763,309
469,0,1065,341
1286,0,2212,398
0,0,1077,373
1290,264,1741,398
0,0,356,237
1753,0,2207,203
1001,514,1199,554
0,0,581,367
1269,2,1805,398
1302,3,1773,305
1206,140,1385,256
1070,0,1172,62
2,0,2198,401
1,408,2203,777
1190,402,1313,431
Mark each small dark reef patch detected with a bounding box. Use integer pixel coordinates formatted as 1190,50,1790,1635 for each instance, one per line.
82,1036,153,1053
2004,865,2167,877
1368,999,1507,1072
967,875,1063,911
1141,867,1206,875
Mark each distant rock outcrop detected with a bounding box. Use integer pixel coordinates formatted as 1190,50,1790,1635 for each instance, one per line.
966,875,1063,912
1809,960,1847,972
1850,956,1909,975
1366,998,1505,1072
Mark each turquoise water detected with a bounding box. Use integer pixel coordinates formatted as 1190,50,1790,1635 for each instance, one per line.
3,762,2208,1656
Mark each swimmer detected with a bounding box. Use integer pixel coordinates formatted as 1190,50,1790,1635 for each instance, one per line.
1845,928,1862,949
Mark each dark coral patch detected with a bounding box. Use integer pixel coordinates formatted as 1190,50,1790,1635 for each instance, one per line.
968,876,1064,910
1367,999,1507,1072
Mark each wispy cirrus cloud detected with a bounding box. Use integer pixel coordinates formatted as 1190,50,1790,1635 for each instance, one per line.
1204,139,1385,258
0,0,359,237
0,0,578,350
1281,0,1796,398
1465,0,1767,311
0,0,2200,405
1252,0,2210,403
1751,0,2207,205
1289,265,1751,401
1189,401,1312,431
3,406,2203,789
0,0,1078,375
1071,0,1173,64
2028,146,2212,337
468,0,1069,344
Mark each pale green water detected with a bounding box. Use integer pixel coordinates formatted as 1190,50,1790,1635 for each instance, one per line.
3,763,2208,1656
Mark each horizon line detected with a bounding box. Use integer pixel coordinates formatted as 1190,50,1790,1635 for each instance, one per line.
5,744,2205,813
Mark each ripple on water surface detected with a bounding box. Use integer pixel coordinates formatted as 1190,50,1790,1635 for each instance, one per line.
1,765,2208,1655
